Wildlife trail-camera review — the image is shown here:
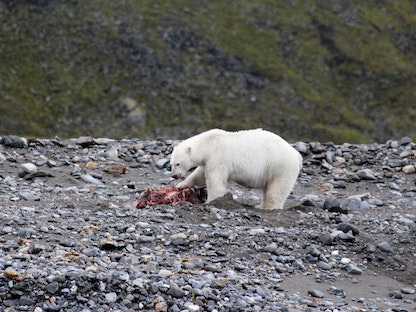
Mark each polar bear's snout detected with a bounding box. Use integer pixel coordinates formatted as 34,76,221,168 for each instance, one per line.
171,171,183,179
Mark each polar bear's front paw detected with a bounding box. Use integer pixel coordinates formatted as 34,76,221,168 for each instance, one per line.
176,181,189,189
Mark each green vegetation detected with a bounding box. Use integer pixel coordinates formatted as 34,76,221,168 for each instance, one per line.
0,0,415,143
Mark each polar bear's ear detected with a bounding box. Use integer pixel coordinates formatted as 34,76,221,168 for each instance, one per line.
187,147,192,154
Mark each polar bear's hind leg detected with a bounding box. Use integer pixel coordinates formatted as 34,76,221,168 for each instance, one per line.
261,174,297,210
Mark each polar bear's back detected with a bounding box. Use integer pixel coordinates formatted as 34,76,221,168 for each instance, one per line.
211,129,301,188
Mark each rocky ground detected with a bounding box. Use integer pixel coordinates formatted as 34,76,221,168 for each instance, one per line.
0,134,415,312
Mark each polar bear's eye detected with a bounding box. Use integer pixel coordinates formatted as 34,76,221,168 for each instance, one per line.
175,163,180,167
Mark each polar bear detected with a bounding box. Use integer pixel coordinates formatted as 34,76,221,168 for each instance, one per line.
170,129,302,210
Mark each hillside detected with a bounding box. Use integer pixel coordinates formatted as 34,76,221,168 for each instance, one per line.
0,1,415,143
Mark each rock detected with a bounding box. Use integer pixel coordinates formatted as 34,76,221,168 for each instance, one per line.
154,296,168,312
0,152,7,162
263,242,278,253
389,292,403,299
104,146,119,160
347,264,363,275
167,282,185,298
46,281,60,294
100,239,118,250
400,287,415,294
155,158,170,169
18,227,37,238
19,191,41,201
356,169,377,180
323,198,341,212
4,267,20,280
80,174,105,186
105,292,117,303
402,165,415,174
75,136,95,147
85,161,99,169
337,222,360,235
340,198,362,212
308,289,324,298
400,136,413,145
1,135,27,147
329,286,346,298
294,142,309,154
248,228,266,235
319,233,333,245
104,164,127,174
377,241,394,253
21,163,38,174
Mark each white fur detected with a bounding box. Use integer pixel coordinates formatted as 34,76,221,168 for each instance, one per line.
170,129,302,209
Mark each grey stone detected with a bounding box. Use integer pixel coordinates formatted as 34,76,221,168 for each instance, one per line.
46,281,60,294
105,292,117,303
356,169,377,180
377,241,394,253
167,282,185,298
2,135,27,148
308,289,324,298
347,264,363,275
337,222,360,235
19,191,41,201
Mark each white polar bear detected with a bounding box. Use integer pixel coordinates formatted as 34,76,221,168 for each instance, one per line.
170,129,302,210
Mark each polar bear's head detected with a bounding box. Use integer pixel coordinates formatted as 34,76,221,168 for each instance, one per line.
170,145,194,179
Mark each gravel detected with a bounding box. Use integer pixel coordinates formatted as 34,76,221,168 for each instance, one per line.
0,135,416,311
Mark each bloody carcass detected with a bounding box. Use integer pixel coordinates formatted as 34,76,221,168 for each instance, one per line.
134,185,206,208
